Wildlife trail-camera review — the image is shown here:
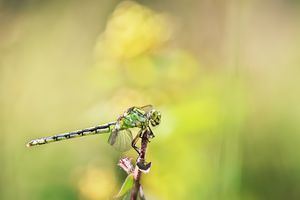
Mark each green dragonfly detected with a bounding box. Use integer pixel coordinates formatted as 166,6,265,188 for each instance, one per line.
26,105,161,153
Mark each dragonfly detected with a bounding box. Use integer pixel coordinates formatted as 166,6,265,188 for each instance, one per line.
26,105,161,154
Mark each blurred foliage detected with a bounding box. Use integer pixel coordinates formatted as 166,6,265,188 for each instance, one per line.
77,165,116,200
1,0,300,200
94,1,171,60
116,174,134,198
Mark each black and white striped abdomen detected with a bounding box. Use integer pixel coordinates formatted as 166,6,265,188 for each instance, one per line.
26,122,115,147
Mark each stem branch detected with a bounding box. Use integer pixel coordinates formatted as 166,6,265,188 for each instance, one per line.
130,129,150,200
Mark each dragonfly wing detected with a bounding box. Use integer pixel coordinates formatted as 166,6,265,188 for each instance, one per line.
108,128,118,146
109,129,133,152
139,105,153,113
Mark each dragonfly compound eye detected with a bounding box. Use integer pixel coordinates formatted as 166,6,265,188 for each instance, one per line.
150,110,161,126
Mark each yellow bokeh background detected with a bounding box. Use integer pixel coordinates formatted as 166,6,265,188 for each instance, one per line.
1,0,300,200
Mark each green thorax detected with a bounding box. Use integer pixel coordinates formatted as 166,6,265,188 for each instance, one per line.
120,108,148,129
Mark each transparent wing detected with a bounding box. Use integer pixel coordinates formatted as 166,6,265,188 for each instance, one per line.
108,129,133,152
108,128,118,146
139,105,153,113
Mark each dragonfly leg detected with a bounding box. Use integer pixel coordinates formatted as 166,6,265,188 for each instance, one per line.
148,127,155,139
131,130,142,154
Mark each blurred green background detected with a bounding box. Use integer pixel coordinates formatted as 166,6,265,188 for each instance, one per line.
1,0,300,199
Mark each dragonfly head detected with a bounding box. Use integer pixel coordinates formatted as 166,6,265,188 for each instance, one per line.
149,109,161,126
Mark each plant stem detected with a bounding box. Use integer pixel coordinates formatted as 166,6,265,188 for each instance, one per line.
130,129,150,200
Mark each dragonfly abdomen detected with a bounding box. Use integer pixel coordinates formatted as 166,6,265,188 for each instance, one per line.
26,122,115,147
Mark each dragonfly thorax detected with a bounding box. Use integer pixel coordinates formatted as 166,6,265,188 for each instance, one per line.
121,109,148,129
115,106,162,132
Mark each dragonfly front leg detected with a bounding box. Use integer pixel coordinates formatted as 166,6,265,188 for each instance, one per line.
148,126,155,139
131,129,143,154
